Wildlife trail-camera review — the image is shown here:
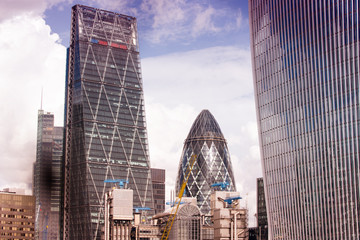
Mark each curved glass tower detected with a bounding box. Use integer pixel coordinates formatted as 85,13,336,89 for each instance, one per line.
250,0,360,239
175,110,236,220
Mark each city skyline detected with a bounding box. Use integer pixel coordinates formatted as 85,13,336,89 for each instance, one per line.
0,0,260,225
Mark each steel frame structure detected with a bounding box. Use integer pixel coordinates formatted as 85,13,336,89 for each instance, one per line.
62,5,154,239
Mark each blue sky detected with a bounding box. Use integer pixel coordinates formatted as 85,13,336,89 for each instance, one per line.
0,0,260,226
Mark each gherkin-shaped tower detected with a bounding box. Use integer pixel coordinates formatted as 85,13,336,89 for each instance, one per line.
176,110,236,219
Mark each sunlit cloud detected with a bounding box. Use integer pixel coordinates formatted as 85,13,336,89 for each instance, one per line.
0,13,66,190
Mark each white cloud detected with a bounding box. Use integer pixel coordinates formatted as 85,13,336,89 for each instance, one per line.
139,0,241,43
0,14,66,191
192,6,219,37
0,0,70,22
142,46,261,226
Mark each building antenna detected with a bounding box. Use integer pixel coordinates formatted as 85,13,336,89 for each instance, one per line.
40,87,43,110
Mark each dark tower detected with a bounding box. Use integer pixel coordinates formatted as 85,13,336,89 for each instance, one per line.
33,110,62,239
175,110,236,222
62,5,154,239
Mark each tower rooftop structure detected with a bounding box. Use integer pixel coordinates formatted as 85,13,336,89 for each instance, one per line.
185,109,225,142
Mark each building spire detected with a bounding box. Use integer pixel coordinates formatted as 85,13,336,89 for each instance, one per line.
40,87,43,110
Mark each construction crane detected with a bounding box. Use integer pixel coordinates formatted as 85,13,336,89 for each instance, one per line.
161,154,197,240
210,181,229,190
42,214,48,240
165,201,185,207
133,207,151,213
35,203,41,239
104,179,128,189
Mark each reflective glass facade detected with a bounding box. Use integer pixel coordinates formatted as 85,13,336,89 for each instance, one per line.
175,110,236,221
62,5,154,239
249,0,360,239
33,110,62,239
256,178,267,240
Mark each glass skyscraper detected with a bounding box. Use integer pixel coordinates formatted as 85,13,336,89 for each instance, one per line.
175,110,236,222
249,0,359,239
33,110,62,240
62,5,154,239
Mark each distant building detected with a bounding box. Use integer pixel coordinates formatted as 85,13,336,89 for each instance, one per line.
175,110,236,222
256,178,267,240
0,191,35,239
151,168,166,214
248,227,257,240
61,5,154,239
33,110,62,239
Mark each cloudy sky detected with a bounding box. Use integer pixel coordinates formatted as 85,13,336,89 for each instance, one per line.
0,0,261,226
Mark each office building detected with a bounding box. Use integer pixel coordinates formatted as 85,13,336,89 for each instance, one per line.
249,0,360,239
151,168,165,215
62,5,154,239
33,110,62,239
0,190,35,239
175,109,236,222
256,178,267,240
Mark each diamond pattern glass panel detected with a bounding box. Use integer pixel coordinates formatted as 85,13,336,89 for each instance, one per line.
175,110,236,223
62,5,154,240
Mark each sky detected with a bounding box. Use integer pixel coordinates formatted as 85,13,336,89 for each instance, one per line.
0,0,261,226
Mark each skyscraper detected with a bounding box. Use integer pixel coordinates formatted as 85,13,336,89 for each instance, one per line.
62,5,154,239
256,178,267,240
249,1,360,239
175,110,236,221
33,110,62,239
151,168,166,214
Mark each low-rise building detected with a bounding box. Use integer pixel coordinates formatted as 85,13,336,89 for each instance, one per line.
0,190,35,239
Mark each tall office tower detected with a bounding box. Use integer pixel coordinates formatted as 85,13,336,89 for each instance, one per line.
249,0,360,239
151,168,166,214
62,5,154,239
256,178,267,240
33,110,62,239
175,110,236,222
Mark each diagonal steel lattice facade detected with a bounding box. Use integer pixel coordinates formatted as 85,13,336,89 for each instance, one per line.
61,5,154,240
175,110,236,222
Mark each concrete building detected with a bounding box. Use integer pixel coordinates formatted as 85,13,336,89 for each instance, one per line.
249,0,360,238
210,191,248,240
61,5,154,239
33,110,62,239
0,190,35,239
104,188,134,240
151,168,166,215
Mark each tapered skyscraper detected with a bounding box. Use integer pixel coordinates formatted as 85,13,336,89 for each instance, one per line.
250,0,359,239
175,110,236,221
62,5,154,239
